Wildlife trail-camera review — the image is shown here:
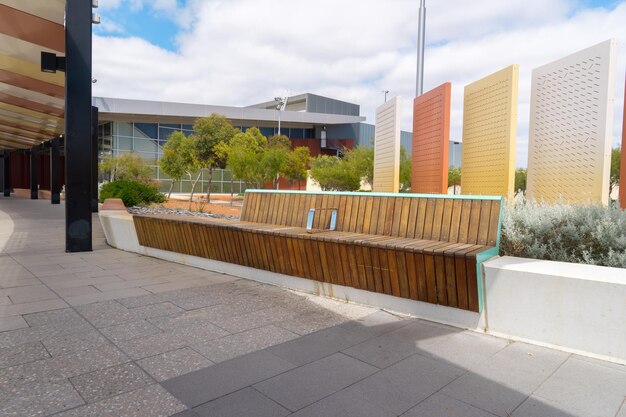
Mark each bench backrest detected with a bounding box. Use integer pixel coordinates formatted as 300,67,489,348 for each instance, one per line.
241,190,503,247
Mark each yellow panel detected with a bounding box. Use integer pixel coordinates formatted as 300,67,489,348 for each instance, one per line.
0,33,62,64
0,55,64,86
461,65,518,200
0,0,65,25
0,82,64,108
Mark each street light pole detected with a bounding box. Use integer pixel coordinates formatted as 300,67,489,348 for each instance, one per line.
383,90,389,102
416,0,426,97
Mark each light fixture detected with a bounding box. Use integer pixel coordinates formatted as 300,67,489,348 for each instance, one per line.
92,13,101,24
41,52,66,73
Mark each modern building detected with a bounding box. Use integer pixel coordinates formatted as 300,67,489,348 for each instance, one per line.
94,94,462,193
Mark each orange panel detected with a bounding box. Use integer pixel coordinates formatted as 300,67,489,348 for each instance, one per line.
619,74,626,209
411,82,451,194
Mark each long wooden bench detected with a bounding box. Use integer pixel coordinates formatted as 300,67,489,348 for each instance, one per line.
133,190,503,312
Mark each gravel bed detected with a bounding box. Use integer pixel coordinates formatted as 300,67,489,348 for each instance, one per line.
127,206,239,220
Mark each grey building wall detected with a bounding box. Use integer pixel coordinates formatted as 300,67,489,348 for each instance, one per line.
306,94,360,116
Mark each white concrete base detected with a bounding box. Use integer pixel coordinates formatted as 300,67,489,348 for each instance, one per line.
484,256,626,365
98,211,484,331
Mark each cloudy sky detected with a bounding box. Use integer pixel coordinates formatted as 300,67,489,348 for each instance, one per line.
93,0,626,167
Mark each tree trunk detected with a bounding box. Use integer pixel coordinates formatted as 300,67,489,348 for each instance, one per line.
189,172,201,201
167,180,175,199
206,168,213,203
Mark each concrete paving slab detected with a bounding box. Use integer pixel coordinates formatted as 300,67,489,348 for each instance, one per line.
0,380,84,417
53,384,186,417
191,325,298,363
192,387,290,417
42,329,110,357
70,362,152,404
441,343,570,417
289,389,396,417
0,315,28,332
0,298,68,318
402,392,499,417
138,347,214,382
0,341,50,369
162,350,295,408
253,353,378,412
346,353,465,415
100,319,162,343
531,356,626,417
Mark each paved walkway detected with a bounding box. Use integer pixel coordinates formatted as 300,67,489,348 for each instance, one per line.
0,198,625,417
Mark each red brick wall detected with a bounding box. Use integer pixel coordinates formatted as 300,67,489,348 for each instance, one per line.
411,82,451,194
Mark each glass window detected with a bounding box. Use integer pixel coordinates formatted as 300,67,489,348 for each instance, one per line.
159,124,181,141
117,122,133,138
182,124,193,131
134,123,157,139
290,128,304,139
137,152,158,164
259,127,274,138
134,138,158,153
115,136,133,151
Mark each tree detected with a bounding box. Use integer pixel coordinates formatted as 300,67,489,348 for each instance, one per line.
99,152,151,183
399,147,412,192
515,168,527,197
610,147,621,198
448,167,461,194
191,114,236,202
158,131,193,198
310,155,361,191
227,127,268,188
346,146,374,187
261,135,291,189
283,147,311,190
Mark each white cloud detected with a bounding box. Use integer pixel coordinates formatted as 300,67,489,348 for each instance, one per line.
93,0,626,167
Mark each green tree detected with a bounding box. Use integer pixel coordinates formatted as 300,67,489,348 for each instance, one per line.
448,167,461,194
99,152,151,183
283,146,311,190
261,135,291,189
227,127,268,188
515,168,527,197
399,147,412,192
310,155,361,191
346,146,374,187
610,147,621,198
190,114,236,202
158,131,194,199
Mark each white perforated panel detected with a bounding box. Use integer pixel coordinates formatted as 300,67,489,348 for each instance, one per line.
527,40,616,205
373,96,401,192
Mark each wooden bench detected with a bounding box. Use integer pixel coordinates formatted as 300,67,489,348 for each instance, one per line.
133,190,503,312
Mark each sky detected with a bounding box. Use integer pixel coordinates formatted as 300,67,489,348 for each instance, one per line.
93,0,626,168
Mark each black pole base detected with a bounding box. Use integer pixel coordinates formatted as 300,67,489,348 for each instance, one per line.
3,189,9,197
51,193,61,204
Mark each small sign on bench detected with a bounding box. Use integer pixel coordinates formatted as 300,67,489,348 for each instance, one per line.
306,207,338,233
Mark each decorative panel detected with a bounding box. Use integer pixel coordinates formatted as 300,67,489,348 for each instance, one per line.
527,40,616,205
461,65,518,199
411,82,451,194
373,96,401,192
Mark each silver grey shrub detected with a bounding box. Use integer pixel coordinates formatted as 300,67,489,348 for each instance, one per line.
501,201,626,268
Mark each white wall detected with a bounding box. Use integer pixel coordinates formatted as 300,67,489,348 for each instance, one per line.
373,97,402,193
483,256,626,364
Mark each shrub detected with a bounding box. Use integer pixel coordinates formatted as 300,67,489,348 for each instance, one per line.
99,179,165,207
501,202,626,268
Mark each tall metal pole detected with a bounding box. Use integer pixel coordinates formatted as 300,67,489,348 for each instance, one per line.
416,0,426,97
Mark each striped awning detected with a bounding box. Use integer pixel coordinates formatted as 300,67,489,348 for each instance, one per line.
0,0,65,150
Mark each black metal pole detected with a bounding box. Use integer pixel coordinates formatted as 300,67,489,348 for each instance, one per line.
91,106,99,213
30,147,39,199
51,137,61,204
2,151,9,197
64,0,93,252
